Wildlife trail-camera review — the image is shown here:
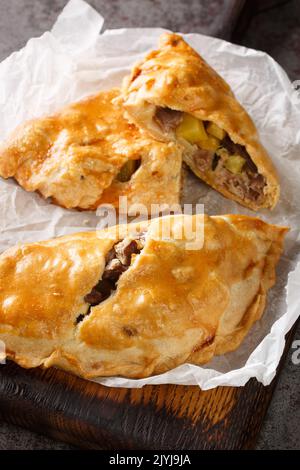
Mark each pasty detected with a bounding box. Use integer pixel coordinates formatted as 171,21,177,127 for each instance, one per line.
0,88,182,211
122,34,280,210
0,214,287,379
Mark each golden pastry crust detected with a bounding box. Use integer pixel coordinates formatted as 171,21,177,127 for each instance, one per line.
0,214,287,379
122,33,280,210
0,88,182,211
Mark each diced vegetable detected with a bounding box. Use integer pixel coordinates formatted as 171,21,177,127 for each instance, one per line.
176,113,208,144
216,147,229,159
198,136,220,152
206,122,226,140
117,160,138,182
224,155,245,174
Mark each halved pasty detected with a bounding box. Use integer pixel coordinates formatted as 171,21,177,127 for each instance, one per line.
0,214,287,379
122,33,280,210
0,88,182,211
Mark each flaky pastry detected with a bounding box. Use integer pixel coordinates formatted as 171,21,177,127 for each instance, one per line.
0,214,287,379
0,88,182,211
122,33,280,210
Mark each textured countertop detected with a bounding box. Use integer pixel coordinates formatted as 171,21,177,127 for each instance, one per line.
0,0,299,450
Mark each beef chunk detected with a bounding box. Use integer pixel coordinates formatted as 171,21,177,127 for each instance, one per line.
191,133,266,203
84,279,114,305
103,258,127,281
81,234,147,316
114,239,139,266
217,165,265,202
193,147,214,172
154,107,183,133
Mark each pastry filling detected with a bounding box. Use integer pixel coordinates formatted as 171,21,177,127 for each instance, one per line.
154,107,183,133
77,233,146,323
154,108,266,203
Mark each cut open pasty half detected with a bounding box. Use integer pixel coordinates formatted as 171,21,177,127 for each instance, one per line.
122,33,280,210
0,88,182,211
0,214,287,379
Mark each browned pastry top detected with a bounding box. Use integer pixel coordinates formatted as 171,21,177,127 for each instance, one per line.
0,214,287,379
0,88,182,211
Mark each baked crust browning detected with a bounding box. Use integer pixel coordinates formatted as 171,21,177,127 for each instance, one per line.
0,88,182,211
122,33,280,210
0,215,287,379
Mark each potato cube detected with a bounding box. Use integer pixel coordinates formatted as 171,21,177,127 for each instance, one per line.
206,122,226,140
224,155,245,174
198,136,220,152
176,113,208,144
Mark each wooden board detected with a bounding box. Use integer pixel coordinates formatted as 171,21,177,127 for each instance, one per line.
0,324,297,450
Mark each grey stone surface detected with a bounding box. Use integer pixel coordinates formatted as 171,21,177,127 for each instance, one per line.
256,327,300,450
0,421,73,450
240,0,300,81
0,0,299,450
0,0,242,61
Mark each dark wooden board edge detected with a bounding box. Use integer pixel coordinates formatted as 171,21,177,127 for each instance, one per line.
0,321,297,450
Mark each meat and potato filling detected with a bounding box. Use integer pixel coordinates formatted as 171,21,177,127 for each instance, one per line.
154,107,266,203
77,233,146,323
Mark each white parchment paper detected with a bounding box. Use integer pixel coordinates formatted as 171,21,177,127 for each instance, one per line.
0,0,299,389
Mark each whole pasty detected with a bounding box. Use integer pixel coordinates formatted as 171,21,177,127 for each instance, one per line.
0,88,182,211
122,33,280,210
0,214,287,379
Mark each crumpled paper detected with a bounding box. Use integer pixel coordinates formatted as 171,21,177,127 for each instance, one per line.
0,0,299,389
